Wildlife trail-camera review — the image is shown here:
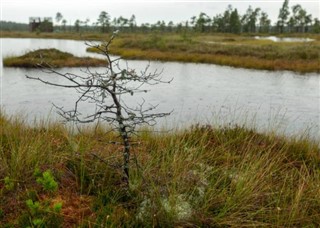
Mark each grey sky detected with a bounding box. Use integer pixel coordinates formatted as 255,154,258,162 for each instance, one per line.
1,0,319,26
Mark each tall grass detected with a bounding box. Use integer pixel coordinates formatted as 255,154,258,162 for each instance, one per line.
1,112,319,226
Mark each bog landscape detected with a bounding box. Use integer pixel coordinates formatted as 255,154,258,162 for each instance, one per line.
1,0,320,227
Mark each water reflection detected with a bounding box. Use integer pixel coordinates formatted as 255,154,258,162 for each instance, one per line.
254,36,315,42
1,38,319,138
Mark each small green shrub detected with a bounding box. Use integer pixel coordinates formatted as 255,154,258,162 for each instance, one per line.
26,199,41,216
19,170,63,227
53,202,63,213
24,199,63,228
36,170,58,192
4,176,15,191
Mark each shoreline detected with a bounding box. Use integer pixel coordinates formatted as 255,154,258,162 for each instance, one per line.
1,31,319,73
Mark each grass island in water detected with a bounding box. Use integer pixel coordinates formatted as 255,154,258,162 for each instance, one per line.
3,48,108,68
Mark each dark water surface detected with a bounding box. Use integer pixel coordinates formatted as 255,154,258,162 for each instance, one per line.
1,38,319,138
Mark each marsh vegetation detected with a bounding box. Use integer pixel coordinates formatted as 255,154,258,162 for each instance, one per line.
1,113,319,227
87,33,320,73
1,1,319,224
1,31,319,72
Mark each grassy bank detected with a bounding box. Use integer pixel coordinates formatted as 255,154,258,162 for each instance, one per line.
3,48,107,68
1,112,319,227
88,33,320,73
1,31,319,73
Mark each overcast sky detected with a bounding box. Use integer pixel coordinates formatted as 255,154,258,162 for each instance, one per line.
1,0,319,26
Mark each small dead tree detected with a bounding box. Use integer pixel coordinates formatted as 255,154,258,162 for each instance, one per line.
26,32,171,185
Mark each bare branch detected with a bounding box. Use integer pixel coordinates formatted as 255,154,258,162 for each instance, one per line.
26,32,172,186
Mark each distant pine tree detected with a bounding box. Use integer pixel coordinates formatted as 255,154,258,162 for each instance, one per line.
0,20,28,31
